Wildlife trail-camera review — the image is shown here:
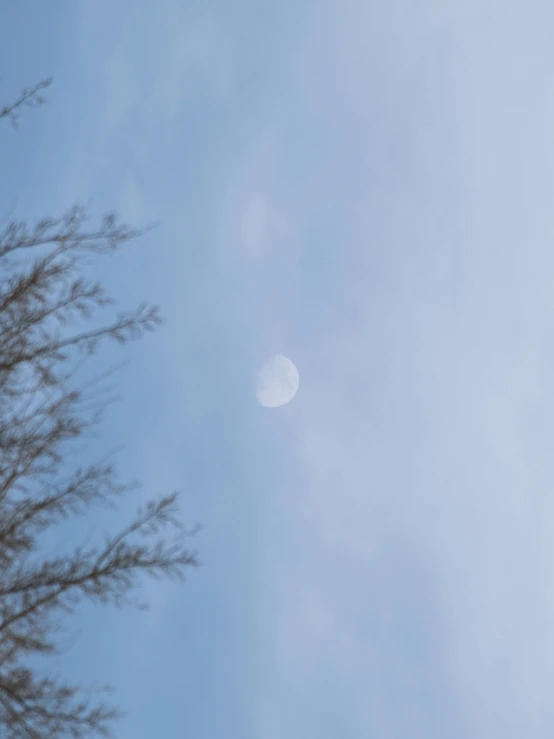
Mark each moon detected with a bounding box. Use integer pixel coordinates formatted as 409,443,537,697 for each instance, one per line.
256,354,299,408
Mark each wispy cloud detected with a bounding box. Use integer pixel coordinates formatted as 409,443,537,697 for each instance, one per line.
216,1,554,736
88,1,236,164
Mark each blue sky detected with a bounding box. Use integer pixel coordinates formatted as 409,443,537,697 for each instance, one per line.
3,0,554,737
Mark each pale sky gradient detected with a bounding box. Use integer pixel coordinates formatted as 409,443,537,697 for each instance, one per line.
3,1,554,737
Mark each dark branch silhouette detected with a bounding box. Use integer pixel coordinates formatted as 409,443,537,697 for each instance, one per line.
0,79,199,738
0,78,52,129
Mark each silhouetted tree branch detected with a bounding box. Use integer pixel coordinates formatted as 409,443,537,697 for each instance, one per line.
0,78,199,738
0,78,52,128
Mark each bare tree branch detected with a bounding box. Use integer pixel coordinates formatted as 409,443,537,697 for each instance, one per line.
0,78,200,738
0,78,52,128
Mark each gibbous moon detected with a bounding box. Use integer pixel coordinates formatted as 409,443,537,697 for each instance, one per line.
256,354,299,408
